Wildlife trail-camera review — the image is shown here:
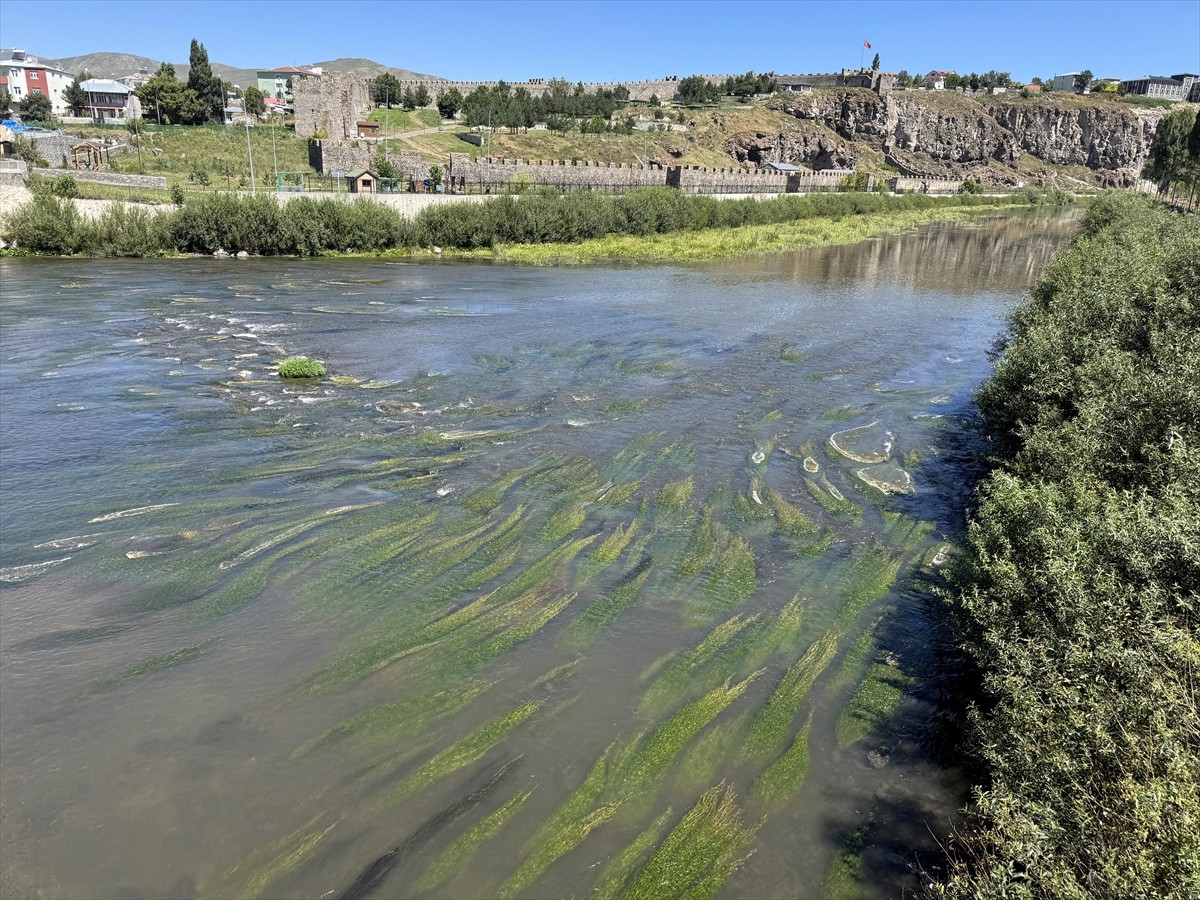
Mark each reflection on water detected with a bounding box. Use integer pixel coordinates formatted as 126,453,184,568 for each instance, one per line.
0,212,1077,900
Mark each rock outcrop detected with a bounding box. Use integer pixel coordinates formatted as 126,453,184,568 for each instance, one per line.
764,89,1170,187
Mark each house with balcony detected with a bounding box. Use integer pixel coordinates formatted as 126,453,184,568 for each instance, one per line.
1,48,75,115
80,78,133,122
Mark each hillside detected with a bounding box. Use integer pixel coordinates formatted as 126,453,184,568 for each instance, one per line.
43,52,440,88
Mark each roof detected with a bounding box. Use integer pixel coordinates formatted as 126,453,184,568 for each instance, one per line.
346,168,377,179
81,79,131,94
926,70,956,76
761,162,800,171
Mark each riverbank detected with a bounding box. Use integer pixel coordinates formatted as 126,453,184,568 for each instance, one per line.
0,186,1072,262
938,193,1199,897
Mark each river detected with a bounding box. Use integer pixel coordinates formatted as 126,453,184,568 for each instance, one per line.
0,211,1079,900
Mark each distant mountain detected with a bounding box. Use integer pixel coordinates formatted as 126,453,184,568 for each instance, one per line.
42,51,443,86
312,57,444,81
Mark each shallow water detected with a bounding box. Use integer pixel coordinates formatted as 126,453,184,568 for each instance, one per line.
0,211,1079,900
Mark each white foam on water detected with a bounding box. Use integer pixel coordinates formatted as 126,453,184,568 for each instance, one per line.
751,451,766,465
0,557,72,583
89,503,180,523
35,534,102,550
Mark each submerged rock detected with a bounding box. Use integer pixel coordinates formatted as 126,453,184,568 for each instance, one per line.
830,421,893,463
856,463,913,495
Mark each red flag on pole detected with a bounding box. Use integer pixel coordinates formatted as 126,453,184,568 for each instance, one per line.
864,40,872,48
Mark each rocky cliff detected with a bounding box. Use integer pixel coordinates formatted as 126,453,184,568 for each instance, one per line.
732,90,1169,187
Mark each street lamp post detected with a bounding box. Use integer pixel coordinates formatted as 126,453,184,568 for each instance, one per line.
235,85,256,196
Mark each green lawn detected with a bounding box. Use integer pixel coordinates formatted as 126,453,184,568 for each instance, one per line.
367,108,442,131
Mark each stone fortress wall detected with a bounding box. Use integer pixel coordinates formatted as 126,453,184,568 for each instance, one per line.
294,69,895,139
296,68,909,195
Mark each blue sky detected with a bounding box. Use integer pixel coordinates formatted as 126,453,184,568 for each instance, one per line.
1,0,1197,83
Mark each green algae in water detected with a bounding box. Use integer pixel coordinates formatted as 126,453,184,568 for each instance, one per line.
538,501,588,544
502,802,624,897
90,642,211,693
779,347,807,363
221,815,340,900
806,477,861,517
563,565,652,647
295,679,494,757
640,612,761,714
414,787,536,893
677,506,717,578
766,488,818,537
591,809,675,900
656,476,694,513
381,700,541,808
742,631,838,762
675,711,750,795
591,521,639,566
835,658,913,748
822,821,871,900
618,783,761,900
751,713,813,810
509,674,760,894
834,544,904,629
696,530,756,617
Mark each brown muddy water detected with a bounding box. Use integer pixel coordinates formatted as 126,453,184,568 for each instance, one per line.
0,211,1080,900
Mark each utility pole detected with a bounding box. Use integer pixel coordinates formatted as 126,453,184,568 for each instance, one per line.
245,114,255,196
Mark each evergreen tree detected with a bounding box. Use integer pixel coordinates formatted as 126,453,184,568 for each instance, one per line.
18,92,52,122
436,87,463,119
414,84,431,107
63,71,91,116
871,53,880,70
242,85,266,117
373,72,401,108
187,39,223,123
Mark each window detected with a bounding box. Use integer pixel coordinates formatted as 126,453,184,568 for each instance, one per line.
31,88,42,95
12,85,21,96
29,70,40,79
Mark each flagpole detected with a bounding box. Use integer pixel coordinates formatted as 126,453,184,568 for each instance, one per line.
860,44,864,69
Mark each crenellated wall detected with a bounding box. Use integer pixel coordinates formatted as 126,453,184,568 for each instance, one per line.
446,153,666,190
309,141,431,180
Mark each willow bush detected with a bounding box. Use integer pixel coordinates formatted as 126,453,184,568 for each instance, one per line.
3,185,1066,258
938,192,1200,898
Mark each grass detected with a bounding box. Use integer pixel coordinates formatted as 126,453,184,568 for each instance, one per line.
806,478,861,517
367,107,442,131
766,488,819,537
563,564,652,646
491,205,1029,265
678,506,718,577
591,521,640,566
656,476,695,512
640,612,762,713
618,783,761,900
697,531,757,616
278,356,325,378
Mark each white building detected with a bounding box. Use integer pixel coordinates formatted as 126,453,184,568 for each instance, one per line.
1,48,75,116
1050,72,1084,92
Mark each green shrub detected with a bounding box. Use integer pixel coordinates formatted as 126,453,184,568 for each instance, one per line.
278,357,326,378
940,192,1200,898
1,195,86,254
958,179,982,194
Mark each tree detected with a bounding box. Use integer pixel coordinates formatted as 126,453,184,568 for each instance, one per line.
1074,70,1094,93
157,62,176,79
187,39,223,123
675,75,720,104
896,70,911,88
18,92,53,123
648,93,660,107
437,87,463,119
373,72,401,108
413,84,431,108
910,73,924,89
871,53,880,71
136,73,208,125
1142,105,1198,195
63,71,90,116
242,85,265,117
1189,111,1200,166
968,72,981,91
0,87,11,114
401,87,416,110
